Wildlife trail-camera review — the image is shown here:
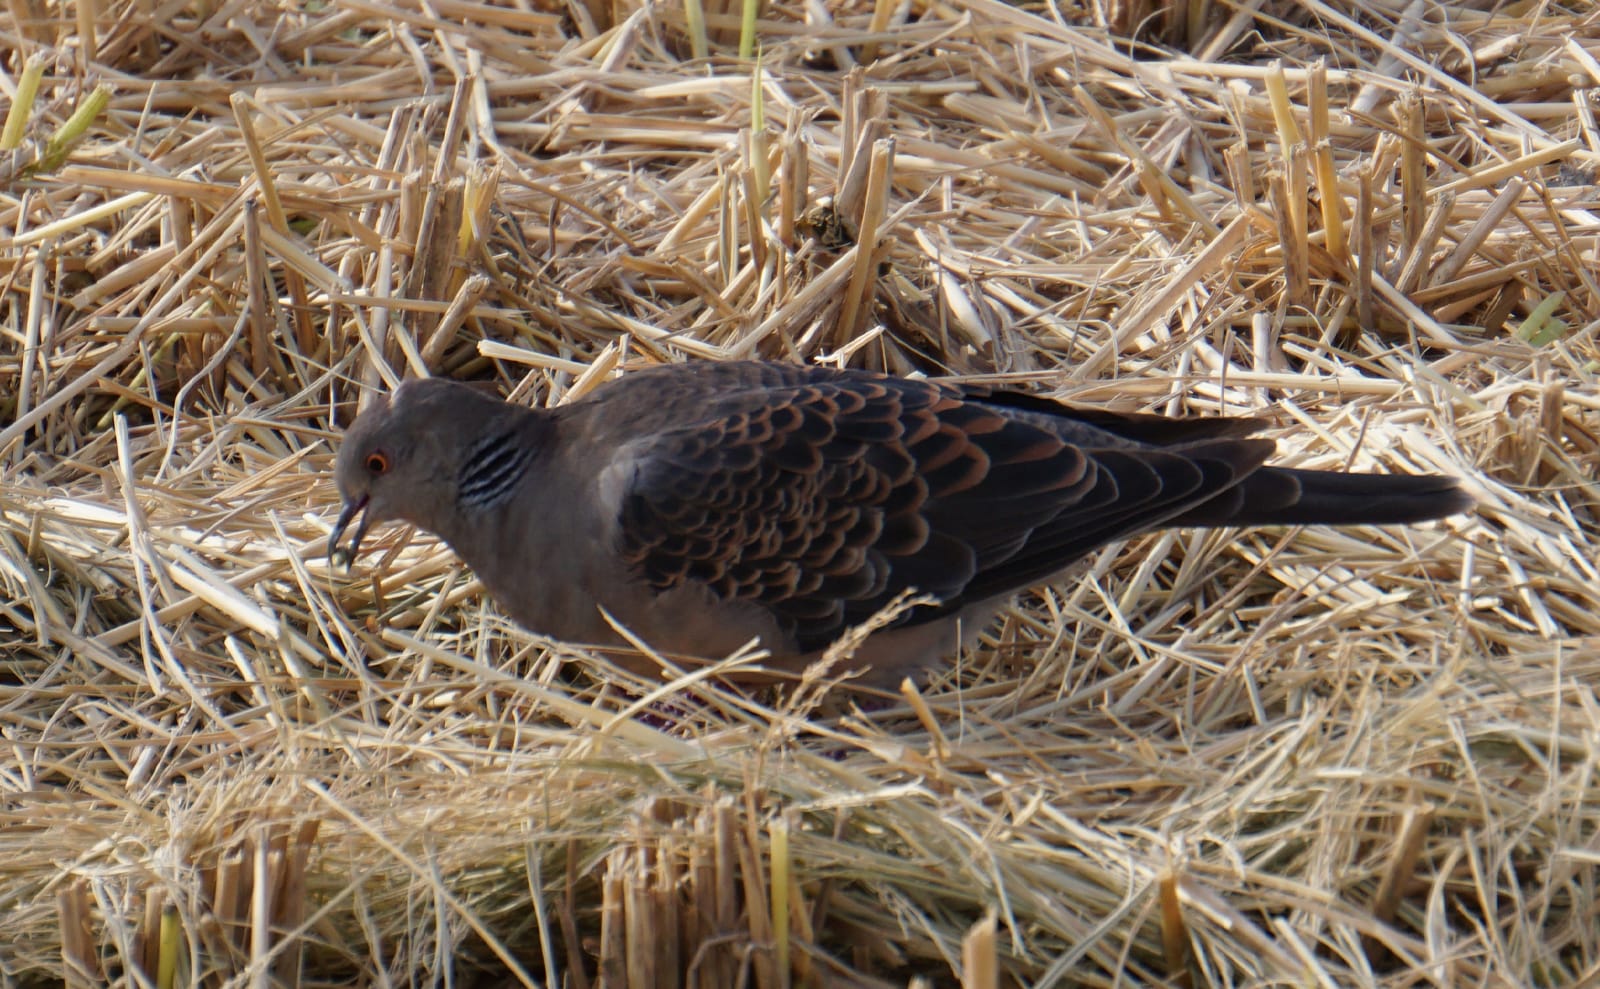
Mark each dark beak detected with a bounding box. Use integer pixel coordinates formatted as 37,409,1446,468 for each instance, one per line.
328,495,373,568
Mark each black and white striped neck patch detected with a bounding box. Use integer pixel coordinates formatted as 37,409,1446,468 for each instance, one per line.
458,428,534,509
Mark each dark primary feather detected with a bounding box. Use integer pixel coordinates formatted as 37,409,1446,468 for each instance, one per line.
612,364,1471,651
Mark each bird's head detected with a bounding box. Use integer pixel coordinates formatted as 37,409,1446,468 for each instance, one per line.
328,378,511,566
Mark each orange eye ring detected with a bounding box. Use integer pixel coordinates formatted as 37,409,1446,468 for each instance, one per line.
365,451,390,474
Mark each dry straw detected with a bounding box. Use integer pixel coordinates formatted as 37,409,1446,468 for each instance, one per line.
2,0,1598,986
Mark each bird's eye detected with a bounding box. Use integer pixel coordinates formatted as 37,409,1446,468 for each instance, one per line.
365,451,390,475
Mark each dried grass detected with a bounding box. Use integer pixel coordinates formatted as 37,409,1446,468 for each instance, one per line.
3,0,1599,986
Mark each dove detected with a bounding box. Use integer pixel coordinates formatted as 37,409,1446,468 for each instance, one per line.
329,361,1471,686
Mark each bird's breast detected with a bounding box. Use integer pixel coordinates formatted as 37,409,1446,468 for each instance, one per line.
445,489,795,659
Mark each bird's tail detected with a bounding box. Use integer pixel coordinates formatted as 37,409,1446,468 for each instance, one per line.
1174,467,1474,528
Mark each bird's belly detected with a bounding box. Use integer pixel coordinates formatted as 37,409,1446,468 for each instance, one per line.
458,517,1001,681
488,564,796,664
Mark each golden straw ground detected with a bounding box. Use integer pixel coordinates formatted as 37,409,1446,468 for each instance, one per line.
2,1,1598,986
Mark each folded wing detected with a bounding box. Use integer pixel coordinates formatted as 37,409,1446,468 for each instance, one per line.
615,373,1279,650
